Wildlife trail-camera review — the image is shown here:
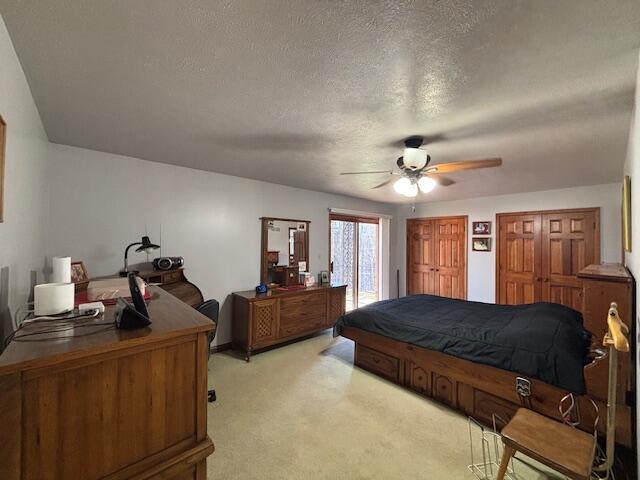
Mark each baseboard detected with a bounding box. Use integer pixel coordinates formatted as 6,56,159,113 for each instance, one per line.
209,342,232,353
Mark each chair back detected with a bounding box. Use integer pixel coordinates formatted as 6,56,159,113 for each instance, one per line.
196,299,219,342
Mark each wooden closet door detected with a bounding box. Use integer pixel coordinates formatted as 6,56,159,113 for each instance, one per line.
434,217,466,299
541,210,599,312
498,213,542,305
407,219,437,295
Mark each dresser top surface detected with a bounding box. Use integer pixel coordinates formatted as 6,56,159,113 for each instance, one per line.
233,283,347,301
577,263,632,283
0,286,213,374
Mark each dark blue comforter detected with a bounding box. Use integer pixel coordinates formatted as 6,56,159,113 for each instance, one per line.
335,295,592,393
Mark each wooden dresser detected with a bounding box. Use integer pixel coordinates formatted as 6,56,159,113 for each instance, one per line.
232,285,347,361
0,287,215,480
578,263,634,444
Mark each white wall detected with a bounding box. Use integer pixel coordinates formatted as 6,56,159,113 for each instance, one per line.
46,144,395,346
622,51,639,476
0,14,50,348
393,183,622,302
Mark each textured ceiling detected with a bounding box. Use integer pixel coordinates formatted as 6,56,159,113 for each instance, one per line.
1,1,639,203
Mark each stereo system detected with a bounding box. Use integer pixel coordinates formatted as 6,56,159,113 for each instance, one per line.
153,256,184,271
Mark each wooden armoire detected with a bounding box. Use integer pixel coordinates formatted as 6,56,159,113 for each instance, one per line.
406,216,467,299
496,208,600,312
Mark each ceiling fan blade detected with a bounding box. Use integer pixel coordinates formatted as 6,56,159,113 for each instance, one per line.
425,158,502,174
340,170,393,175
425,174,455,186
371,178,392,189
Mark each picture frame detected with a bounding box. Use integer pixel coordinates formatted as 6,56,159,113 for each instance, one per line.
472,237,491,252
623,175,631,252
472,221,491,235
318,270,329,285
70,261,90,285
0,115,6,222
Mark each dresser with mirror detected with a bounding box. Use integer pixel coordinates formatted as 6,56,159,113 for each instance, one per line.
232,217,346,361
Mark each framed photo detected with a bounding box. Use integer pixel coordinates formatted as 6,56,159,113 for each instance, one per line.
318,270,329,285
472,221,491,235
70,261,90,284
472,237,492,252
623,175,631,252
0,115,5,222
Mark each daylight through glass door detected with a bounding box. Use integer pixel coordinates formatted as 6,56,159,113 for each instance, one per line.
330,215,379,311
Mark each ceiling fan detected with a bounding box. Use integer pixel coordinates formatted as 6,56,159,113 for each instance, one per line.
340,136,502,197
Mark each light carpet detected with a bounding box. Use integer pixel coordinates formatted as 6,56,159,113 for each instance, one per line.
206,331,561,479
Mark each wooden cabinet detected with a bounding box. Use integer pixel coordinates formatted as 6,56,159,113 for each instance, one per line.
232,285,346,360
497,208,600,312
406,216,467,299
578,263,634,404
0,287,215,480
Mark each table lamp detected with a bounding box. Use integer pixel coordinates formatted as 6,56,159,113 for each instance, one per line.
119,236,161,276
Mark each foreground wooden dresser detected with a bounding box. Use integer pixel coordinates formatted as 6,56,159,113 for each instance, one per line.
232,284,346,360
578,262,634,445
0,287,215,480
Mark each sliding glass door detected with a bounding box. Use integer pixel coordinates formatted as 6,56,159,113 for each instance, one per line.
330,215,379,311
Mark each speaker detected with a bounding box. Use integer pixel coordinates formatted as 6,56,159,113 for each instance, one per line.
152,256,184,271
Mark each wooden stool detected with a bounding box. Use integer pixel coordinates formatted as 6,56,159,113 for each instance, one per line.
496,408,596,480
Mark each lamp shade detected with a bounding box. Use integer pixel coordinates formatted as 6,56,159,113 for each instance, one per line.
418,176,437,193
394,178,418,197
402,148,428,170
393,177,411,195
404,183,418,197
135,236,161,253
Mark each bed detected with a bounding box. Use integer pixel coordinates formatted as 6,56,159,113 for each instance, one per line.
335,294,632,447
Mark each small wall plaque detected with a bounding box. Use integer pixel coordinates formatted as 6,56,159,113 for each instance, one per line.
472,221,491,235
472,237,491,252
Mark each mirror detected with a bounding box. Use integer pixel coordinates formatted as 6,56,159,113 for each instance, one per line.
261,217,310,287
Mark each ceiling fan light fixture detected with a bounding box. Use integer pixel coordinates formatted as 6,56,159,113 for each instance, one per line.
402,148,428,170
418,176,437,193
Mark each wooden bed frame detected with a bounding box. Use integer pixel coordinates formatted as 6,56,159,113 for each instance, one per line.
340,325,633,448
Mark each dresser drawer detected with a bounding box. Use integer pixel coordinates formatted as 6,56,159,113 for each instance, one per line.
279,291,327,337
280,292,326,322
278,316,326,338
280,291,325,312
356,345,399,381
162,270,183,284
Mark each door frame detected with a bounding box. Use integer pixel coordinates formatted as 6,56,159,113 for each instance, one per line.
328,213,381,308
405,215,468,299
495,207,601,303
